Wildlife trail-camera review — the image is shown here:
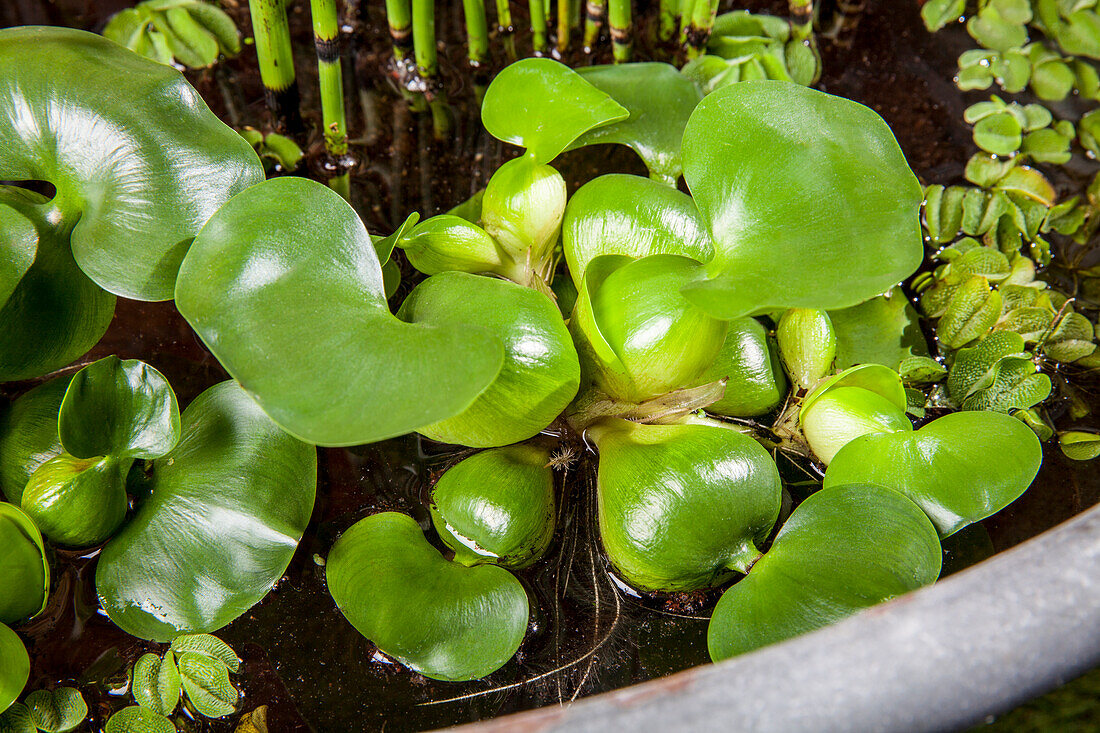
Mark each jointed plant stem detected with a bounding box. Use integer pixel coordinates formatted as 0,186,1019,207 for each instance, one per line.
247,0,302,132
530,0,549,54
683,0,719,56
412,0,438,78
309,0,350,200
789,0,814,41
608,0,631,62
657,0,676,41
385,0,414,61
463,0,490,66
582,0,605,51
557,0,572,52
495,0,518,60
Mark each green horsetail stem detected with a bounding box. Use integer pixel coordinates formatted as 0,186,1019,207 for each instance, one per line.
557,0,571,52
386,0,414,60
495,0,518,60
608,0,631,62
309,0,350,199
248,0,302,131
412,0,437,77
789,0,814,41
583,0,606,51
684,0,719,56
657,0,676,41
463,0,490,66
530,0,549,54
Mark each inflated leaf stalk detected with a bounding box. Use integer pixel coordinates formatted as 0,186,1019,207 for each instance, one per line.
562,174,713,291
707,483,941,661
571,254,728,404
0,378,71,505
25,688,87,733
0,27,264,382
0,623,28,714
0,503,49,625
479,158,567,280
21,357,180,547
776,308,837,389
568,63,703,184
481,58,628,165
678,82,924,320
95,380,317,642
176,177,506,447
824,410,1043,537
693,318,788,417
799,364,912,465
430,444,556,568
590,419,782,592
327,512,529,681
398,272,579,447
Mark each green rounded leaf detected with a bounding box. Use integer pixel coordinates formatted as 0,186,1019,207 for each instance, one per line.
572,254,727,403
21,453,128,547
481,58,628,163
824,410,1042,537
830,289,929,371
938,275,1002,349
0,703,35,733
0,26,263,301
800,386,913,466
591,420,782,592
430,444,555,568
707,483,941,661
973,110,1023,156
0,624,28,714
0,503,49,624
59,356,180,460
561,174,713,290
398,272,578,447
95,380,317,641
326,512,529,681
570,63,703,183
104,706,175,733
0,377,69,505
0,202,37,311
131,653,181,716
679,82,923,319
1059,431,1100,461
175,176,505,447
25,688,87,733
169,634,240,673
695,317,788,417
177,652,236,718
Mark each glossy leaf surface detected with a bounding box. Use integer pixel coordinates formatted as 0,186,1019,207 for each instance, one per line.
824,411,1042,537
679,82,923,319
0,624,27,714
58,357,180,460
708,484,941,661
21,453,128,547
0,503,48,624
96,381,317,641
571,63,703,183
829,290,929,370
176,177,504,447
481,58,628,163
398,272,579,447
592,420,782,592
0,377,68,505
430,445,555,568
800,386,913,465
326,512,529,681
0,27,263,301
561,174,713,290
695,318,788,417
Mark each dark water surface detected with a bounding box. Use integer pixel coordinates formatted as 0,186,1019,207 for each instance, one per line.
2,0,1100,730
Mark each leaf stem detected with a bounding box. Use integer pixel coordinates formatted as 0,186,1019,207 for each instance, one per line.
247,0,302,132
309,0,350,200
608,0,631,62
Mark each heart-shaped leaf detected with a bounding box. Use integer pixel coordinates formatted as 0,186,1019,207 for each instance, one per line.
430,444,555,569
0,503,49,624
177,652,237,718
0,703,34,733
21,453,129,547
58,356,180,460
678,82,924,320
707,483,941,661
175,176,505,447
96,380,317,641
326,512,529,681
481,58,628,163
824,411,1043,537
131,653,181,716
25,688,87,733
397,272,579,448
591,419,782,592
829,289,930,371
0,377,69,505
561,174,713,290
0,624,28,714
104,707,175,733
568,63,703,184
694,317,788,417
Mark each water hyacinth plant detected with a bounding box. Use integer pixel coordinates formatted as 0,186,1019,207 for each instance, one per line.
1,9,1095,726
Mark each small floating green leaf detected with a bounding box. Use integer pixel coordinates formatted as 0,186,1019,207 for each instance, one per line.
131,653,181,716
24,688,86,733
0,624,28,714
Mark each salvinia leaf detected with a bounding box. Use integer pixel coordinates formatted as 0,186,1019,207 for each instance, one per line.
131,653,182,716
24,688,87,733
177,652,237,718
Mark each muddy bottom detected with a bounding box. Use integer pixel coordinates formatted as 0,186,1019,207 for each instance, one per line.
3,0,1100,731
